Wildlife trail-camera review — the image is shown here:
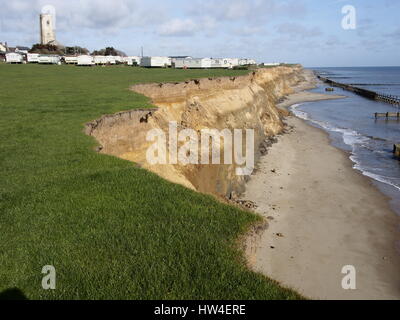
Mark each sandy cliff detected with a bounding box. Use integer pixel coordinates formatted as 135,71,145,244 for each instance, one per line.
86,66,305,197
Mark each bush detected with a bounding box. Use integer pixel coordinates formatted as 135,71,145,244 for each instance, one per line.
233,65,249,70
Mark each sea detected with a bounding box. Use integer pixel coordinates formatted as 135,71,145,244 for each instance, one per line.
291,67,400,214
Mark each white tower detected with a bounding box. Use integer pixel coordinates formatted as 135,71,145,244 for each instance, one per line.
40,14,56,45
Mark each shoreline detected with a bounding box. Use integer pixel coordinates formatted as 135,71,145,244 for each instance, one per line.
243,71,400,300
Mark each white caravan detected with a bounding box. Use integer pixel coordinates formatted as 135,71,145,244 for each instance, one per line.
64,56,78,64
123,56,141,66
174,58,212,69
262,62,280,67
27,53,40,63
93,56,108,65
140,56,171,68
211,58,239,69
113,56,123,64
77,55,94,66
6,53,24,64
105,56,117,65
38,55,61,64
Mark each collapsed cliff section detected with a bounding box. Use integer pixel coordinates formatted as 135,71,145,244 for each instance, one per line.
86,66,305,198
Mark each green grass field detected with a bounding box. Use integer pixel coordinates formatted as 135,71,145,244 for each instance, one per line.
0,64,301,300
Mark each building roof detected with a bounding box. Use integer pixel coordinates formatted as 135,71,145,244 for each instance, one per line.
169,56,192,59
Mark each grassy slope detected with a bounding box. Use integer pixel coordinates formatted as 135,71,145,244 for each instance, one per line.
0,64,300,300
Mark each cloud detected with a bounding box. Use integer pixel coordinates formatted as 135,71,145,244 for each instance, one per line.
385,27,400,39
325,35,345,47
158,15,218,37
187,0,307,25
356,18,376,38
276,23,323,39
383,27,400,45
158,18,199,37
359,38,387,52
234,26,266,36
0,0,168,34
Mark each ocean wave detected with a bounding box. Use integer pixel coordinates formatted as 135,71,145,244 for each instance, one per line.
290,104,400,192
355,167,400,192
290,104,369,148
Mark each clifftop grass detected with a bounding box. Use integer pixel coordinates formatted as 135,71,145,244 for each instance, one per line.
0,64,301,300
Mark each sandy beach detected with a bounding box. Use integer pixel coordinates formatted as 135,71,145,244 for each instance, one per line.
243,72,400,300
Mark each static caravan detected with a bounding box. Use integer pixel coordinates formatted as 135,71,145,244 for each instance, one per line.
262,62,279,67
77,55,94,66
27,53,40,63
64,56,78,64
93,56,121,65
113,56,123,64
38,55,61,65
170,56,192,65
140,56,171,68
247,59,257,65
93,55,108,65
174,58,212,69
105,56,117,65
239,59,257,66
122,57,131,65
211,58,239,69
6,53,24,64
123,56,141,66
211,58,241,69
131,56,141,65
210,58,223,68
226,58,240,68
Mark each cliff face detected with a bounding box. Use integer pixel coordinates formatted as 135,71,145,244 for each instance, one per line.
86,66,305,197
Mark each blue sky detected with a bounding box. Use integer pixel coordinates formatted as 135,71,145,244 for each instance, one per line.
0,0,399,67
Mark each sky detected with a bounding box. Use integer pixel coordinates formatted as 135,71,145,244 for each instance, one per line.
0,0,399,67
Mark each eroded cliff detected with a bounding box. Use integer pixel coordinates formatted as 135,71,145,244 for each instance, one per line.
85,66,305,198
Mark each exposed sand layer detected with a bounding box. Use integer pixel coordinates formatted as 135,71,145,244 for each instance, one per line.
243,106,400,299
87,66,306,197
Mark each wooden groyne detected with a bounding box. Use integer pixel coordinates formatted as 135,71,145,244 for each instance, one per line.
394,144,400,159
317,75,400,106
375,112,400,119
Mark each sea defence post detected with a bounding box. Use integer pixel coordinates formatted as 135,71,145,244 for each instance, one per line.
394,144,400,159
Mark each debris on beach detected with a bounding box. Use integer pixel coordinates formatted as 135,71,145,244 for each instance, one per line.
259,137,278,156
235,200,258,210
